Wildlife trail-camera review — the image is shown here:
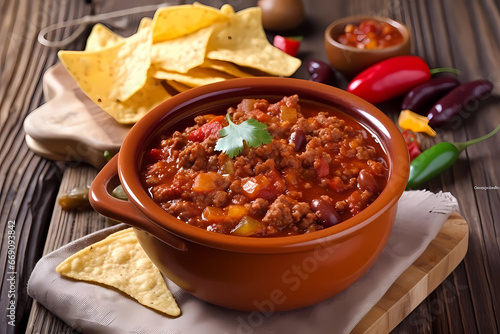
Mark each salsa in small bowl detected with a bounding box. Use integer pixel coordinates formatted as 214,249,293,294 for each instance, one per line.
324,16,411,77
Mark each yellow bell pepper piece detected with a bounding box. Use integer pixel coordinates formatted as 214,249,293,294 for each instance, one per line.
398,109,436,137
231,216,263,236
280,106,298,123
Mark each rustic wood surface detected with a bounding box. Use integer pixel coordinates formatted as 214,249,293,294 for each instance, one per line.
1,0,499,333
353,211,469,334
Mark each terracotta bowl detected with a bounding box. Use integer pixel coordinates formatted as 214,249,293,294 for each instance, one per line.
324,16,411,77
90,77,409,312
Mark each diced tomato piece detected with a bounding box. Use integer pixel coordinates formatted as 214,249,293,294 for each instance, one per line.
359,20,381,34
346,190,367,215
187,115,224,142
266,169,285,194
147,148,163,161
241,171,283,201
239,99,256,112
315,158,330,177
273,35,301,57
326,176,344,192
255,110,270,123
242,175,271,200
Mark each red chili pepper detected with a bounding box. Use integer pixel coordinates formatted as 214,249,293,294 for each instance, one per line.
347,56,459,104
187,116,224,142
402,130,422,161
273,35,301,57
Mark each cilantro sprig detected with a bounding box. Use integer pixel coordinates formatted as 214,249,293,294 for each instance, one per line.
215,114,273,158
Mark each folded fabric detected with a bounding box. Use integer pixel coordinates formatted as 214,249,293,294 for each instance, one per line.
28,190,458,334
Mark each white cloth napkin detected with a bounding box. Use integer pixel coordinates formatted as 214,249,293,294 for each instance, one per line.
28,190,459,334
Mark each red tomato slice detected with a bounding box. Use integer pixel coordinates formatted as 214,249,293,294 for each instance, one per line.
273,35,301,57
187,116,224,142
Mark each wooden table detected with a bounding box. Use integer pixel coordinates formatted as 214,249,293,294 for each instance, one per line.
1,0,499,333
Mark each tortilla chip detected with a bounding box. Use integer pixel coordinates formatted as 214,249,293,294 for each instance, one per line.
206,7,301,76
151,3,227,43
57,4,301,125
166,80,191,93
85,24,124,51
56,228,180,317
138,17,153,30
58,27,152,108
151,25,214,73
200,59,255,78
219,3,236,17
104,70,171,124
153,67,234,87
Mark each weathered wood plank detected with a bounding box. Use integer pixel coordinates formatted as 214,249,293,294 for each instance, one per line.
25,166,110,334
0,0,90,333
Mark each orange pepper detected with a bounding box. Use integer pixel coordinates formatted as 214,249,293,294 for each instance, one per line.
398,109,436,137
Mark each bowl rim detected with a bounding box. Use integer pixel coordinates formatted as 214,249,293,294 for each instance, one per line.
117,77,409,253
325,15,411,54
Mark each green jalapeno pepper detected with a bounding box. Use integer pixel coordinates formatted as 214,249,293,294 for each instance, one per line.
407,124,500,189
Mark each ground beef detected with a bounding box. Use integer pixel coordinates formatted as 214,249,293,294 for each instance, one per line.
262,195,296,227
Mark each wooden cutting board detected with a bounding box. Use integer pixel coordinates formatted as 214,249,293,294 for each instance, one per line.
353,211,468,333
23,64,131,169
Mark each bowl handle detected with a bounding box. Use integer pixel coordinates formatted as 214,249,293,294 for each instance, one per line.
90,155,187,251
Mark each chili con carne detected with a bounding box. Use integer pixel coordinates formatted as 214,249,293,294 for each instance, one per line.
141,95,389,237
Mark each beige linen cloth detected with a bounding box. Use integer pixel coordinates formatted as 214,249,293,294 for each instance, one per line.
28,190,459,334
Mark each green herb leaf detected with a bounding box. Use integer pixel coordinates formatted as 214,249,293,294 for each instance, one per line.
215,114,273,158
103,150,112,161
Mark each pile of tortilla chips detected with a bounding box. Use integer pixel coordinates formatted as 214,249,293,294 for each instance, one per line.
56,228,181,317
58,3,301,124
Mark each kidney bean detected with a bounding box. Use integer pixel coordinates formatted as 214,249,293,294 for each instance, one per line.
306,59,334,84
357,169,380,193
427,79,493,127
311,197,340,227
402,77,460,113
289,128,306,151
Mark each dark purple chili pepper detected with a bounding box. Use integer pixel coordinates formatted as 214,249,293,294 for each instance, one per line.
402,77,460,113
306,59,334,84
427,79,493,127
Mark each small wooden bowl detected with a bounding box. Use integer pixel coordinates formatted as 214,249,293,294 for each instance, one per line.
324,16,411,77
